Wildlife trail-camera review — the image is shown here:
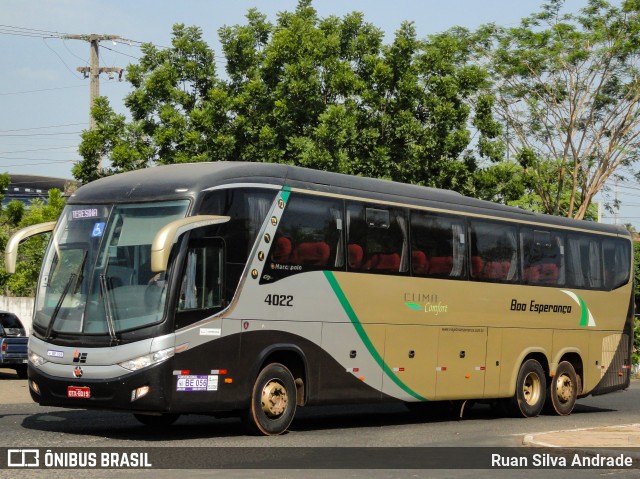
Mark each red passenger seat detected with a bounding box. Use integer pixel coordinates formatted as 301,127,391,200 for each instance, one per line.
428,256,453,275
364,253,401,272
523,265,541,282
483,261,510,280
471,256,484,278
524,263,558,284
273,237,292,262
412,251,429,275
290,242,331,267
348,244,364,269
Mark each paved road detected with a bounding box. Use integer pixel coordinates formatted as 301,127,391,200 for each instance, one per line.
1,368,639,478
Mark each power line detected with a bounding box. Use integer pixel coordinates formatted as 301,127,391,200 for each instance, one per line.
0,146,76,155
0,160,76,168
0,85,85,96
0,123,85,133
61,39,88,64
0,131,82,137
42,37,83,79
101,44,141,61
0,157,75,162
0,24,71,36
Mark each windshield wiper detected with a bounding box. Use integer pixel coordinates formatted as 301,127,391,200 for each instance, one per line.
45,250,88,340
99,274,118,345
45,273,76,340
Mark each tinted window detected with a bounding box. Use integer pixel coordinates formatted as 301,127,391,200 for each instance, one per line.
469,221,518,282
0,313,25,336
200,188,277,263
347,202,408,274
175,238,225,329
200,188,276,297
263,194,343,282
566,234,602,289
520,228,565,286
410,212,466,278
0,313,22,329
603,238,631,290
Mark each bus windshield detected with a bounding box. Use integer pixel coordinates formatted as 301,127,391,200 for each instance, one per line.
34,200,189,336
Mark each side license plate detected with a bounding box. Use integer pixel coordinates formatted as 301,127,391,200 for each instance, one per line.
67,386,91,399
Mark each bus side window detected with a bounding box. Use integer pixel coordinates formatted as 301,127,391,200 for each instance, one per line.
262,194,344,283
410,211,466,278
199,188,277,300
469,220,518,282
346,202,408,274
566,234,602,289
520,228,565,286
175,238,224,329
603,238,631,290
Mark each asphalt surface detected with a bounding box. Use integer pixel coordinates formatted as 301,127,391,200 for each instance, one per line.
1,367,639,449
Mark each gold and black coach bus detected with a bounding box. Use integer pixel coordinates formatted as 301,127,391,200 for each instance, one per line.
5,162,634,435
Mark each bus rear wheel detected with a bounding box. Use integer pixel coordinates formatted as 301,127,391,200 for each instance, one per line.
546,361,578,416
508,359,546,418
243,363,296,436
133,413,180,427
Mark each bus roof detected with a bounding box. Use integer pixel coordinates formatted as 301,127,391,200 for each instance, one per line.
69,161,630,237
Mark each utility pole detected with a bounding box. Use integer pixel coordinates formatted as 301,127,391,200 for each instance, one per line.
63,34,124,130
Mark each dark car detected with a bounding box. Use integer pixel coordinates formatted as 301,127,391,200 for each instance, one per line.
0,311,28,378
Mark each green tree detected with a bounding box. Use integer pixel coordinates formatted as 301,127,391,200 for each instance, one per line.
74,24,235,183
633,241,640,366
479,0,640,219
74,1,503,194
0,189,65,297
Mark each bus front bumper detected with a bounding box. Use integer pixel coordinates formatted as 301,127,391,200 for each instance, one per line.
27,361,173,412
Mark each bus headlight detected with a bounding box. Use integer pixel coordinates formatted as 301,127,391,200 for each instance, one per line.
118,347,175,372
28,350,46,367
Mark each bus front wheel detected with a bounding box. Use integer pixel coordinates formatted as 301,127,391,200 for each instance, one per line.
243,363,296,436
546,361,578,416
509,359,546,418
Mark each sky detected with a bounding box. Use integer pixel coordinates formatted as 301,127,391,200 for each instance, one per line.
1,0,636,228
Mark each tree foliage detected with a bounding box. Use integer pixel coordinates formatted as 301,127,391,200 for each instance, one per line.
479,0,640,219
0,189,65,297
74,1,503,193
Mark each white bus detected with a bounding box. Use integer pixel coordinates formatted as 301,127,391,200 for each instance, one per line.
6,162,634,435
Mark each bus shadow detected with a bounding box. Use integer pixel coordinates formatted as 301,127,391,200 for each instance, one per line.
0,370,21,379
20,401,616,440
21,409,245,440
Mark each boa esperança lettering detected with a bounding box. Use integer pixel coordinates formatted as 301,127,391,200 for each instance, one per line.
510,299,572,314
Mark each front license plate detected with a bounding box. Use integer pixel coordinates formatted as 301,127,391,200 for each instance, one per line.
67,386,91,399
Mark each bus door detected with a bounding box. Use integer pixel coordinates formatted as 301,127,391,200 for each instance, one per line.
170,236,235,409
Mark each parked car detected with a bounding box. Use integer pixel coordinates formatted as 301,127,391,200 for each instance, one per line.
0,311,28,378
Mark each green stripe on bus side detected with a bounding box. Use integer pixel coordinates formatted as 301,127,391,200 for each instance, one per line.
323,271,427,401
578,296,589,327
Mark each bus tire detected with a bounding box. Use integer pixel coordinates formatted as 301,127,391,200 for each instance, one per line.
243,363,296,436
133,413,179,427
546,361,578,416
509,359,546,418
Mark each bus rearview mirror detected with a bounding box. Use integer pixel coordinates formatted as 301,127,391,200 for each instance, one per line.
150,215,230,273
